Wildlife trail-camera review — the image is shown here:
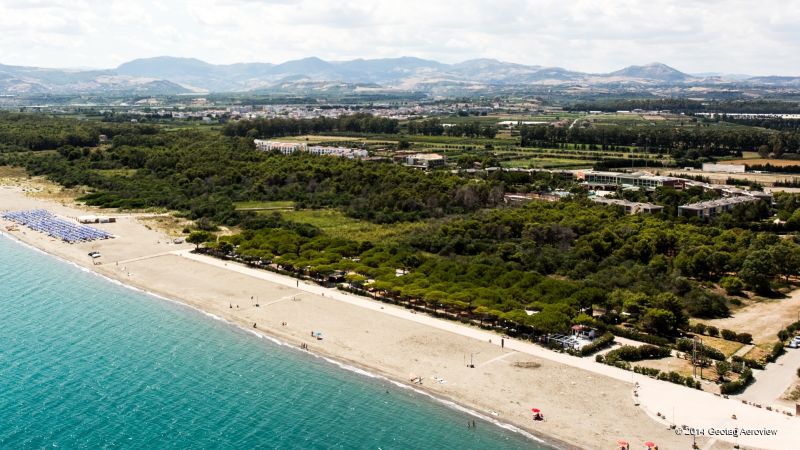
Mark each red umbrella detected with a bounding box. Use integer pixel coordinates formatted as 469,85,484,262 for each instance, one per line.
617,440,628,446
644,442,655,448
531,408,541,413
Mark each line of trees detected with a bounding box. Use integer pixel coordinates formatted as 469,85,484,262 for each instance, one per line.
222,113,400,138
519,123,800,159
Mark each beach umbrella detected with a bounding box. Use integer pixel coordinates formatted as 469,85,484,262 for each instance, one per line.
617,440,628,446
531,408,541,413
643,441,655,448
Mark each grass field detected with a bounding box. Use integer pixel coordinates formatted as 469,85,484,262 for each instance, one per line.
276,209,424,242
499,158,595,169
234,200,295,210
727,158,800,167
697,335,745,358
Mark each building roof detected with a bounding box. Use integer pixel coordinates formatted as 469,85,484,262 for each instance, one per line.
679,196,760,211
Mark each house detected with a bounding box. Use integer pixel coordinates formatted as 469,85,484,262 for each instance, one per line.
701,163,746,174
253,140,306,154
402,153,446,169
591,197,663,215
678,196,762,219
577,170,685,190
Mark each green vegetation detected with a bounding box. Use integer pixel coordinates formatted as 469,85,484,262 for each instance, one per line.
234,200,296,210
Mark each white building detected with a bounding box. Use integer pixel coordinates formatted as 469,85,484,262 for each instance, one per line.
254,140,307,155
254,140,367,159
701,163,746,173
308,146,368,159
403,153,446,169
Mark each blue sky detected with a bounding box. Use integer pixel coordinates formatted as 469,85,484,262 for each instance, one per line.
0,0,798,75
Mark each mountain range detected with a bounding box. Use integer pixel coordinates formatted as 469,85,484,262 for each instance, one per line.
1,56,798,95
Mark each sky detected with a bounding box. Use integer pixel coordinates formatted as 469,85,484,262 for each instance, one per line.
0,0,798,75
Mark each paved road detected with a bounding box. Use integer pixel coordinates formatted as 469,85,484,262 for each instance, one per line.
738,347,800,407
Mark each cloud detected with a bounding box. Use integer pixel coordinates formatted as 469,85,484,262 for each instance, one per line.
0,0,797,75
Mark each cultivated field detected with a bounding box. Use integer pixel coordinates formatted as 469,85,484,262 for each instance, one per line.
727,158,800,167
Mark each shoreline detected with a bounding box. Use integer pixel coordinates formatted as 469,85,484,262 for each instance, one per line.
0,230,562,449
4,183,797,449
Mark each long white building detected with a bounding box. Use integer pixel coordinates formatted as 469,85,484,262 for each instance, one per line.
254,140,367,159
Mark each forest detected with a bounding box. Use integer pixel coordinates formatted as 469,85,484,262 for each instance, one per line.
3,127,501,224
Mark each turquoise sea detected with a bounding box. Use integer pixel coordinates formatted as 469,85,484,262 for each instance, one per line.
0,235,552,449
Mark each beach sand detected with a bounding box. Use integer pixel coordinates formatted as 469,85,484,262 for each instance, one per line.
2,179,786,450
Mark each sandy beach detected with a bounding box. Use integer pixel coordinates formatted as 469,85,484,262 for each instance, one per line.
2,178,796,450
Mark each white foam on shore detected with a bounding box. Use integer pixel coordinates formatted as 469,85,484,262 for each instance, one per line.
0,231,555,448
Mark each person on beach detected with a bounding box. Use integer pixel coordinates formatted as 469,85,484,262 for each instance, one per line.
253,323,257,328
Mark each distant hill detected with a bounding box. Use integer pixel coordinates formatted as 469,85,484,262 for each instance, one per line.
0,56,796,94
607,62,693,82
743,76,800,86
0,62,189,95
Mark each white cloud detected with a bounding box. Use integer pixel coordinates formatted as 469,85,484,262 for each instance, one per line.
0,0,797,75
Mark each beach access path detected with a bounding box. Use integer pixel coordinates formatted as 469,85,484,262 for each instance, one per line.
176,249,800,450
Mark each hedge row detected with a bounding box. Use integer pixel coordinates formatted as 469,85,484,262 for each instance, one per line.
609,326,672,347
732,355,765,370
676,338,726,361
777,320,800,342
579,332,615,356
688,323,753,344
595,354,701,389
605,344,671,362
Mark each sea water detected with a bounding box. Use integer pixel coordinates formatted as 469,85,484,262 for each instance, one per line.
0,235,552,449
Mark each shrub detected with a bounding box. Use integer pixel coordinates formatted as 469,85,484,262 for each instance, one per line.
721,329,737,341
797,367,800,378
731,355,765,370
706,326,719,337
692,323,707,335
767,342,785,363
778,329,790,341
633,366,661,377
715,361,731,380
735,333,753,344
720,367,754,394
720,276,744,295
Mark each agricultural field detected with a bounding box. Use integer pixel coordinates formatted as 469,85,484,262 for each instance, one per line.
499,157,595,169
727,158,800,167
652,168,800,186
